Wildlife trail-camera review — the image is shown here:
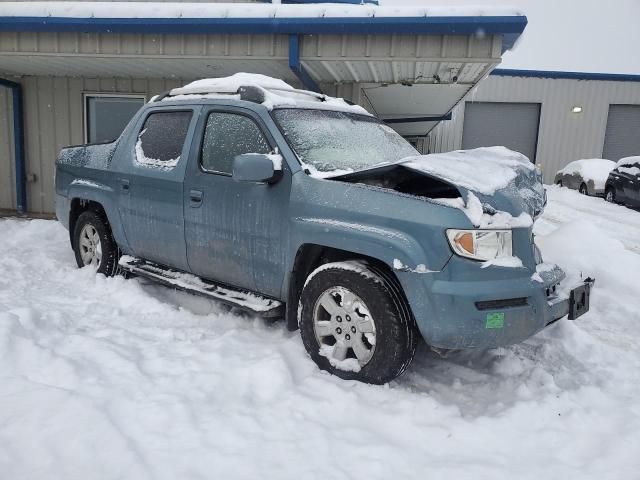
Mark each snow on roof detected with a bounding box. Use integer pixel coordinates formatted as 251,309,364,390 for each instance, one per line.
388,0,640,75
617,156,640,167
0,1,522,19
165,73,372,115
171,74,293,96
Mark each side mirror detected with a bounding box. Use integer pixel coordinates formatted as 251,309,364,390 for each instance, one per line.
232,153,282,184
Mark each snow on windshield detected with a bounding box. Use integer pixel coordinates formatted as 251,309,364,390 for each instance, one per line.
273,109,417,176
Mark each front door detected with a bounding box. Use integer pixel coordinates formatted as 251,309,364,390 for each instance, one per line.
183,107,290,296
116,108,196,270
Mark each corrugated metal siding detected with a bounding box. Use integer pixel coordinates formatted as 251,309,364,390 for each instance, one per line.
426,75,640,183
17,76,191,214
0,31,500,88
0,86,16,210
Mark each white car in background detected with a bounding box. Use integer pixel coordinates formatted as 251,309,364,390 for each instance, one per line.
554,158,616,196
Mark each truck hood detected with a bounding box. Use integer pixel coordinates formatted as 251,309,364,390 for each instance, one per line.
332,146,546,225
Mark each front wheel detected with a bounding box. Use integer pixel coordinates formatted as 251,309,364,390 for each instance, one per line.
298,261,417,384
605,187,616,204
72,210,120,276
579,183,588,195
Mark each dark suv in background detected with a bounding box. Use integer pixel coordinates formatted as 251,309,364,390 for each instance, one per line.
605,157,640,207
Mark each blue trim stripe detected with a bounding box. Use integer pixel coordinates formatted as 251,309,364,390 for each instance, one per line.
0,78,26,214
288,34,322,93
492,69,640,83
0,16,526,52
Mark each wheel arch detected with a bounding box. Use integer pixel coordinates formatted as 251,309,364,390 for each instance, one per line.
285,243,414,332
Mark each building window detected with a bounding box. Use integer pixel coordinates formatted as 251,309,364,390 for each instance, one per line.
201,112,271,175
85,94,145,144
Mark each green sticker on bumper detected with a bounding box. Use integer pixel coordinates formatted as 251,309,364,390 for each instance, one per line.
486,312,505,329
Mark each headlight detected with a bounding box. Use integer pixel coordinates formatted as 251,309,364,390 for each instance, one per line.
446,229,513,261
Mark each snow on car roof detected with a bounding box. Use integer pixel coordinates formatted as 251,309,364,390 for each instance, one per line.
617,156,640,167
164,73,371,115
558,159,616,190
0,2,522,19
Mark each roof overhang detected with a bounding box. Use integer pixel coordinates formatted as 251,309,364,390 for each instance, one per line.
0,3,527,136
0,16,526,53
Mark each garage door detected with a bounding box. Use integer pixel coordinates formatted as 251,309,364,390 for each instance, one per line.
462,102,541,163
602,104,640,161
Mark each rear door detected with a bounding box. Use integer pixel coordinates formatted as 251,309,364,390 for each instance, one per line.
116,107,198,270
183,106,290,296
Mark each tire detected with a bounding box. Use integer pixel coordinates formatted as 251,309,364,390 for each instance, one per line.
605,187,616,204
579,183,588,195
298,261,417,384
72,210,120,277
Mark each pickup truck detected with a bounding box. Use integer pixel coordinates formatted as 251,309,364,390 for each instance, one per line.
55,74,593,384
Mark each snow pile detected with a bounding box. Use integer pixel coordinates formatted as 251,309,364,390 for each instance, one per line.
401,146,535,196
1,186,640,478
0,2,522,19
558,159,616,190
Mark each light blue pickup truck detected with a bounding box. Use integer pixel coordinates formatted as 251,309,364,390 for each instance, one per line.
55,75,593,384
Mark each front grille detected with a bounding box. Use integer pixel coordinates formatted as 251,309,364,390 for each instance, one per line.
475,298,528,310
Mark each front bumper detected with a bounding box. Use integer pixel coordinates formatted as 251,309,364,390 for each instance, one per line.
398,259,594,350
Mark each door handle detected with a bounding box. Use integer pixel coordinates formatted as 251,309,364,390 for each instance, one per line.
120,179,130,192
190,189,203,207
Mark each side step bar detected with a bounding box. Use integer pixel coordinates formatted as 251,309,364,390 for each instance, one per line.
118,255,284,318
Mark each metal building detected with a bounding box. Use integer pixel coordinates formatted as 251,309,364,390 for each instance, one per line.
0,0,526,214
424,70,640,183
3,1,640,215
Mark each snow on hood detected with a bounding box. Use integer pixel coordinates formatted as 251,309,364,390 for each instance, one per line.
401,147,545,228
400,147,535,196
558,159,616,190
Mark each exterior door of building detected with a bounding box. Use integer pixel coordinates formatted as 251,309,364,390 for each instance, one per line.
462,102,541,163
602,104,640,161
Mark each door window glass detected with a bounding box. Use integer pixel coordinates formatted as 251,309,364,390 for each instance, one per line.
201,112,271,174
135,111,192,169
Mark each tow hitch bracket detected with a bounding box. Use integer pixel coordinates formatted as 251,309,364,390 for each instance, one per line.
568,277,595,320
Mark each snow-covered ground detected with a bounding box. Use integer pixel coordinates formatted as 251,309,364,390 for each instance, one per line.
1,186,639,479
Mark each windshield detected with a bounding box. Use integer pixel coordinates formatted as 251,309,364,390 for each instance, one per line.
273,109,418,176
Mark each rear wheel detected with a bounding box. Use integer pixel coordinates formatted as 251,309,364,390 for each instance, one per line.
298,261,417,384
605,187,616,204
72,210,120,276
579,183,588,195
